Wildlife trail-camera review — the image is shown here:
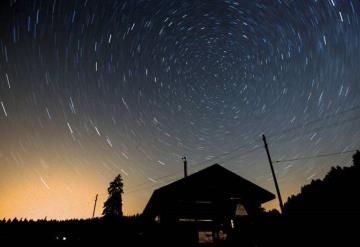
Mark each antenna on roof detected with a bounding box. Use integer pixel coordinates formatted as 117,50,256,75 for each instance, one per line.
182,156,188,177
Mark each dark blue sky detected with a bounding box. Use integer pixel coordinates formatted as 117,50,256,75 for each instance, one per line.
0,0,359,219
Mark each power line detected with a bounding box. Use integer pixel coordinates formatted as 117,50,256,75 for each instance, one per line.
126,145,264,194
213,146,263,167
267,105,360,141
274,149,358,163
127,145,359,195
266,115,360,148
126,147,359,195
126,106,360,195
126,141,261,193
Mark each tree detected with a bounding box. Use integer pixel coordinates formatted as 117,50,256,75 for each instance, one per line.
284,150,360,213
102,174,123,218
353,150,360,166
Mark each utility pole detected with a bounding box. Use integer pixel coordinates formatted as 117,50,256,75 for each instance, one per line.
182,156,188,177
92,194,98,218
262,134,284,213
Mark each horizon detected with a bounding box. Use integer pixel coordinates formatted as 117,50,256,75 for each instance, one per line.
1,157,356,220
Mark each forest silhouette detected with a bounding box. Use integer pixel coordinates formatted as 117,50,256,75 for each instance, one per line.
1,151,359,246
284,150,360,214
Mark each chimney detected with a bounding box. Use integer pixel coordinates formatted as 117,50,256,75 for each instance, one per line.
182,156,188,177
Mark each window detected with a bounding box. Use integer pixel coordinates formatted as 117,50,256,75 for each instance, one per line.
216,230,227,241
235,203,248,216
198,231,213,244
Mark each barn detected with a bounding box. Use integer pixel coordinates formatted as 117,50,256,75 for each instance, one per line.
143,163,275,244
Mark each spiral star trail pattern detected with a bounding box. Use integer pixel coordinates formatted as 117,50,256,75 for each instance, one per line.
0,0,360,219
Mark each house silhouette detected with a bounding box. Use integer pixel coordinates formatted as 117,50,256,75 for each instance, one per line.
143,164,275,244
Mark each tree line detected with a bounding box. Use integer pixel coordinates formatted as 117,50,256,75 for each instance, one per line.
1,150,359,246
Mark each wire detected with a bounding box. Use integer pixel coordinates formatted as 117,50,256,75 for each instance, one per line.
274,149,358,163
266,115,360,149
126,106,360,194
126,144,264,194
125,140,261,193
267,105,360,141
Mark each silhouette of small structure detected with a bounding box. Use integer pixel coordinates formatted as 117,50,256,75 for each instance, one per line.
143,164,275,244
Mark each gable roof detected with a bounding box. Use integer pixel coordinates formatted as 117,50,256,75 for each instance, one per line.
143,164,275,216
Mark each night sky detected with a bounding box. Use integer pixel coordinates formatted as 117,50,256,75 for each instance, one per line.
1,0,360,220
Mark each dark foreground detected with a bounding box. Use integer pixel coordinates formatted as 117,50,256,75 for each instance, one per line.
1,212,359,247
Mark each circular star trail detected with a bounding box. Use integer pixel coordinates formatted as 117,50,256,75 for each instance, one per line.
0,0,360,219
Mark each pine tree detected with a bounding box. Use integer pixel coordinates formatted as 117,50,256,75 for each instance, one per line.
102,174,123,218
353,150,360,166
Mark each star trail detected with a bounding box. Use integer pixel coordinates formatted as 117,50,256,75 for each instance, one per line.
0,0,359,219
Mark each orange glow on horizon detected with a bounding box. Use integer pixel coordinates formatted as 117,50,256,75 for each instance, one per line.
0,178,147,220
0,147,329,220
0,162,148,220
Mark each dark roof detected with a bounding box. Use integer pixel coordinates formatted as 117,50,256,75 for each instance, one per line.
143,164,275,216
